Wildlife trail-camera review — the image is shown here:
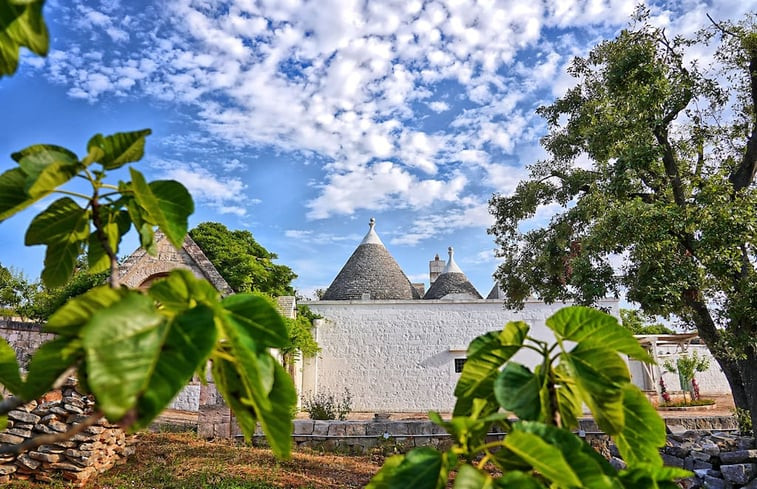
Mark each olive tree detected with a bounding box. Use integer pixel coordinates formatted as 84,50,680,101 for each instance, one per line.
489,10,756,434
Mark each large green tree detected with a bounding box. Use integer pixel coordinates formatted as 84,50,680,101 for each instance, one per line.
489,11,756,432
0,262,30,316
189,222,297,296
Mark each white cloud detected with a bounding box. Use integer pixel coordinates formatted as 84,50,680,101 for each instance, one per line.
151,159,252,216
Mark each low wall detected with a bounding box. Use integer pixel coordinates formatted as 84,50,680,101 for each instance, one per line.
0,380,135,486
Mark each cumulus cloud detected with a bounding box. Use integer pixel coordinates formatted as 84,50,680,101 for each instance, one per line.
41,0,744,228
151,159,253,216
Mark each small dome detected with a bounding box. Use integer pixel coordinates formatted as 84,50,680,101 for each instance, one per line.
423,247,482,300
321,219,421,300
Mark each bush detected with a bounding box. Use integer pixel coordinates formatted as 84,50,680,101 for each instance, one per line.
302,389,352,420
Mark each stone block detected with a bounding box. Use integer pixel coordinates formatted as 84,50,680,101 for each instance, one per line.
293,420,314,435
0,465,17,475
0,433,26,444
720,463,757,485
720,449,757,464
7,410,40,424
661,453,684,468
691,451,712,462
703,475,732,489
29,451,62,463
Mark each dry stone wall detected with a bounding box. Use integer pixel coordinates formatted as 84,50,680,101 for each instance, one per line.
0,380,135,486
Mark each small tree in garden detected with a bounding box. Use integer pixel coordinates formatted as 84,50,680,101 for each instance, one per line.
663,352,710,404
367,307,690,488
0,1,296,457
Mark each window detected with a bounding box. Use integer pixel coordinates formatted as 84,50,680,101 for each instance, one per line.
454,358,467,373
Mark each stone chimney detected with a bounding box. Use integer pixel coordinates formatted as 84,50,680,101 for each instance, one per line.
429,253,444,284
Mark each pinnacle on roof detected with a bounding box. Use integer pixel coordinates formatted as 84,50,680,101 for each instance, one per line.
321,218,421,300
423,246,482,300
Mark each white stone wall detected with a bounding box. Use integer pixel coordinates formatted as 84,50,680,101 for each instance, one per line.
630,344,731,395
305,299,619,412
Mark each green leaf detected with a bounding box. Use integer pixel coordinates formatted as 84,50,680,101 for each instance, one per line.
561,343,629,434
366,447,449,489
17,146,80,198
0,167,34,220
618,464,692,489
23,337,83,399
494,363,543,421
25,197,89,245
554,373,583,430
148,268,219,314
496,471,548,489
429,408,509,449
211,351,296,458
614,384,666,466
88,209,131,273
452,465,495,489
512,422,617,488
503,430,582,487
132,305,218,430
11,143,77,164
453,321,529,416
546,306,652,362
0,0,48,77
87,129,151,170
130,168,193,249
26,198,90,288
0,337,23,394
221,293,288,350
81,291,165,421
46,285,123,336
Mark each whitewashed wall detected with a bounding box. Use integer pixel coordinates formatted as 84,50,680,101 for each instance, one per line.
629,344,731,395
305,299,619,412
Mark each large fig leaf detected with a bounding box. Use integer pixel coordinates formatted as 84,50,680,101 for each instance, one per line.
0,337,23,394
46,285,123,337
86,129,151,169
614,384,666,466
494,363,544,421
366,447,450,489
130,168,192,249
221,293,288,350
0,0,48,77
546,306,651,362
132,305,218,430
81,291,165,421
453,321,529,416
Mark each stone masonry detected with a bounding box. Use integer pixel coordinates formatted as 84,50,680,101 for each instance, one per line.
0,380,135,486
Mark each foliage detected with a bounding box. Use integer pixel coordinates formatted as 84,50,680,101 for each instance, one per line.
487,9,757,434
189,222,297,297
0,130,296,457
301,389,352,421
367,306,690,488
659,399,714,408
663,351,710,403
0,0,48,77
282,305,321,362
0,262,31,315
619,309,673,335
733,407,753,435
19,261,108,320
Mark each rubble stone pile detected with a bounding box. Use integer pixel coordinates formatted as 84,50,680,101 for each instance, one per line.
0,383,135,486
661,431,757,489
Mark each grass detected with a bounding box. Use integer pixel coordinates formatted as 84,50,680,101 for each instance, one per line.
7,432,381,489
659,398,716,408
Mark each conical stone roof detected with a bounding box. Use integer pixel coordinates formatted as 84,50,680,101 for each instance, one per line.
321,219,421,300
423,247,482,300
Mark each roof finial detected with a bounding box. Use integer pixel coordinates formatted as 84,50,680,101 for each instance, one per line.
443,245,463,274
360,217,384,246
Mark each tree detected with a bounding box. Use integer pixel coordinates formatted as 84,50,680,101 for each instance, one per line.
189,222,297,297
619,309,674,335
20,261,108,321
488,10,756,435
0,262,30,316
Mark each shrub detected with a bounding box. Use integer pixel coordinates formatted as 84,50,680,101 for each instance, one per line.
302,389,352,420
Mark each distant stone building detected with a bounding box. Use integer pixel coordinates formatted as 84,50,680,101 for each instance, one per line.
303,219,619,411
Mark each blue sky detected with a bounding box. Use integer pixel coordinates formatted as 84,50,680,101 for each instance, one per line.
0,0,751,298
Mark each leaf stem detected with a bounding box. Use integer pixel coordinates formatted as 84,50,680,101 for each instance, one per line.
91,192,120,288
52,189,91,200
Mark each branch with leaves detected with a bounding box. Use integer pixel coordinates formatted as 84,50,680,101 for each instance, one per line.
0,131,296,457
367,307,690,488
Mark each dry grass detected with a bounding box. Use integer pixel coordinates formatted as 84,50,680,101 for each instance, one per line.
8,432,383,489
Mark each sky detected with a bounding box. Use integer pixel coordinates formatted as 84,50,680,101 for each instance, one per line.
0,0,753,299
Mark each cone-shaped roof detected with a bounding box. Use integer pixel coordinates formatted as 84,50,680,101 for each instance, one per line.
486,283,504,300
321,219,421,300
424,247,482,300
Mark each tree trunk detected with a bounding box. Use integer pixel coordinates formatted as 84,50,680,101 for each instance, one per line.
709,347,756,437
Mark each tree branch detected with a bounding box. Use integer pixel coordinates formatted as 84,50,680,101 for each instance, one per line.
653,124,687,207
90,195,120,288
729,39,757,192
0,411,103,455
